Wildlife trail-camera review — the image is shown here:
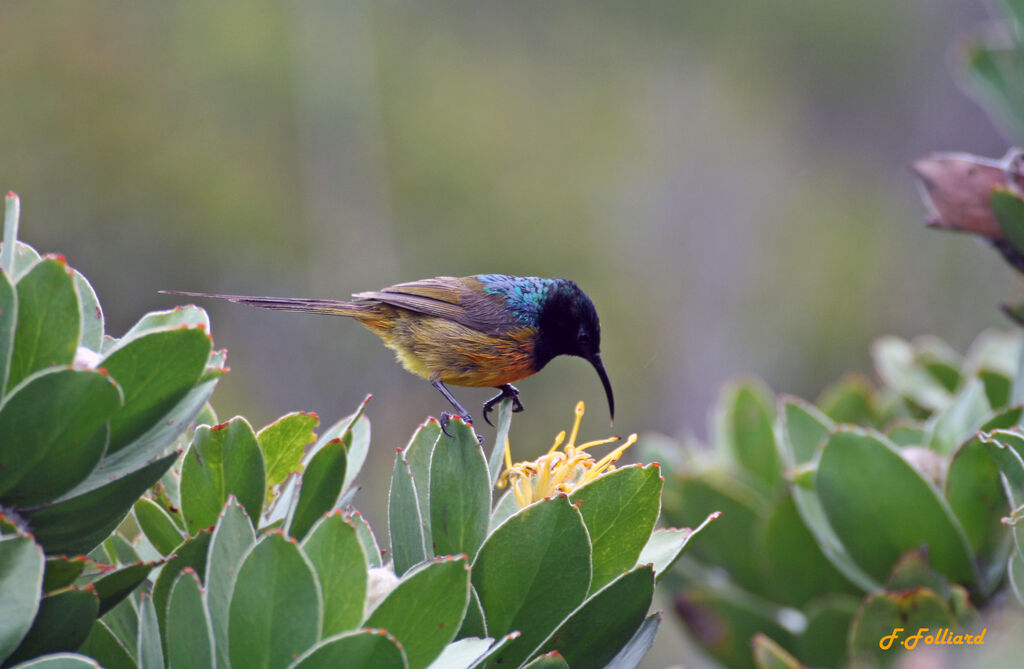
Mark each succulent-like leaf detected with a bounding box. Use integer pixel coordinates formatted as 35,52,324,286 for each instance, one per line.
816,373,882,427
205,497,255,668
365,557,470,669
301,512,367,637
487,400,513,485
403,419,441,551
429,417,490,561
488,492,516,534
257,411,319,505
7,654,102,668
73,272,103,353
534,566,654,667
637,512,720,580
463,632,520,669
101,327,211,453
5,587,99,665
0,367,121,506
1009,550,1024,606
7,257,81,390
346,509,382,568
569,464,661,593
817,429,978,585
456,587,486,640
24,451,180,556
927,378,991,455
760,493,859,607
471,496,591,669
98,598,137,660
0,269,16,397
92,560,160,617
181,417,266,534
122,306,209,342
751,634,802,669
520,653,569,669
993,187,1024,255
288,629,407,669
42,556,88,594
228,532,322,669
797,595,859,669
133,498,183,557
425,637,492,669
287,438,346,541
0,536,47,662
389,448,427,576
778,397,833,467
873,336,954,412
167,568,215,669
78,621,134,669
152,530,211,648
848,588,956,668
604,612,661,669
137,594,163,669
714,379,781,493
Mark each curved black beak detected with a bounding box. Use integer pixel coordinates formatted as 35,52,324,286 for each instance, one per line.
587,354,615,423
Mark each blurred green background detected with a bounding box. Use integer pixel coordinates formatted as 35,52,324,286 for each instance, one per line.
0,1,1015,664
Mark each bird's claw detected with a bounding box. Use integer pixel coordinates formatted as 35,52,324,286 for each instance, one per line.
483,384,525,427
439,411,484,444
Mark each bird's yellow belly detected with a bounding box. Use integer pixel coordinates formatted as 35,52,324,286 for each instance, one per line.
360,310,538,388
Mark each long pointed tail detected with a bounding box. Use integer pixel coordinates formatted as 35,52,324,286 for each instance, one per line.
160,290,368,318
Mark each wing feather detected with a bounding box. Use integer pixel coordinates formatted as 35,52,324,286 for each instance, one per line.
353,276,519,335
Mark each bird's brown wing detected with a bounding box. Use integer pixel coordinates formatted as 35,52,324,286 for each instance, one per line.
353,276,519,335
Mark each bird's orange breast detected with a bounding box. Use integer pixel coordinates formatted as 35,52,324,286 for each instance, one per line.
354,306,539,387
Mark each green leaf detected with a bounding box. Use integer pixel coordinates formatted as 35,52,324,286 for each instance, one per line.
205,497,255,668
751,634,801,669
714,379,781,493
4,587,99,666
637,512,720,579
797,595,859,669
980,370,1012,409
534,565,654,667
133,498,183,557
366,557,470,669
778,397,833,467
465,632,520,668
472,496,591,669
257,411,319,506
873,336,954,412
101,327,212,453
7,655,101,668
152,530,211,649
425,637,492,669
228,532,322,669
848,588,955,668
662,472,769,596
568,464,661,592
93,561,160,617
389,448,427,576
1009,550,1024,606
24,451,180,556
488,491,516,534
946,437,1011,592
1,196,19,276
42,556,87,594
0,269,16,397
760,493,859,607
520,653,568,669
137,594,163,669
816,373,882,427
98,598,137,660
78,621,134,669
181,417,266,534
403,419,441,552
0,367,122,506
346,509,382,568
429,417,490,561
73,272,103,353
289,629,408,669
0,536,44,663
456,588,486,640
604,612,660,669
487,399,513,486
9,242,39,282
816,429,977,585
993,187,1024,255
287,438,346,541
122,306,209,341
302,512,367,636
7,257,81,389
167,568,215,669
927,378,991,455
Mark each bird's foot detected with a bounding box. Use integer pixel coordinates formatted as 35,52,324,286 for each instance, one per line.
483,384,525,427
440,411,484,444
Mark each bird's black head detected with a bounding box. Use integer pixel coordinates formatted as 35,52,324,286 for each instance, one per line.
534,280,615,421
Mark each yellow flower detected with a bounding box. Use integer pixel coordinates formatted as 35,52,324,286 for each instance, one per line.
497,401,638,508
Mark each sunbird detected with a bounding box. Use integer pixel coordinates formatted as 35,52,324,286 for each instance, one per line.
163,274,614,436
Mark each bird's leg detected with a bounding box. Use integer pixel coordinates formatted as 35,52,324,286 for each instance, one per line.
483,384,524,427
431,380,482,443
